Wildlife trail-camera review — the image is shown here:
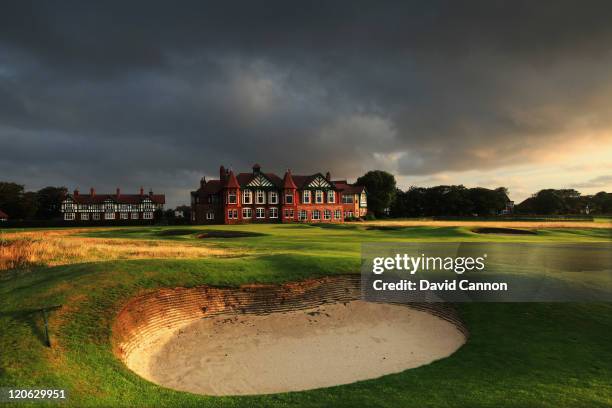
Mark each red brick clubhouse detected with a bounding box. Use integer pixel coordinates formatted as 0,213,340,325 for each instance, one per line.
191,164,367,224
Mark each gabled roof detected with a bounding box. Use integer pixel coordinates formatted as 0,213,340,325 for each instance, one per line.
333,181,366,194
223,171,240,188
196,165,365,194
67,194,165,205
0,209,8,218
282,170,297,189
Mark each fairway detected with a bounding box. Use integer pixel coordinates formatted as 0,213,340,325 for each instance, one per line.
1,223,611,407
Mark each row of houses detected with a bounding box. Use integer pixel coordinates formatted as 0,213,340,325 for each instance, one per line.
56,164,368,224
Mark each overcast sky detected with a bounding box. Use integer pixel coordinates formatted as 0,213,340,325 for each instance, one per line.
2,1,612,207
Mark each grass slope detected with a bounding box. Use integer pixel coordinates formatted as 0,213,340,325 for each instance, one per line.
0,224,611,407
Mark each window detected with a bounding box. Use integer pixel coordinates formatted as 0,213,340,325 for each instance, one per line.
334,209,342,219
64,213,75,221
302,190,311,204
285,193,293,204
269,191,278,204
284,209,294,219
105,212,115,220
327,190,335,203
269,207,278,218
206,212,214,220
342,194,353,204
228,209,238,219
324,209,331,220
345,211,353,219
242,190,252,204
104,201,115,211
93,213,100,220
256,208,265,219
256,190,265,204
298,209,307,221
131,212,139,219
119,213,127,220
143,212,153,219
81,213,89,221
312,209,321,220
315,190,323,204
360,192,367,206
228,191,237,204
242,208,252,218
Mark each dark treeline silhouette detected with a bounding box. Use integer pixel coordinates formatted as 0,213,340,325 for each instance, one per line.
391,185,511,217
515,189,612,215
0,182,67,220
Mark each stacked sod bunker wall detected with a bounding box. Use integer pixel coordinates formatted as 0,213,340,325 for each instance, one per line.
112,275,468,395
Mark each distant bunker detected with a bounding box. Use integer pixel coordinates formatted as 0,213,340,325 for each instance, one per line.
196,230,265,239
472,227,537,235
113,276,467,396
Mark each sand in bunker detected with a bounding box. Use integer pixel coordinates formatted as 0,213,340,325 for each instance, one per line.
126,301,466,396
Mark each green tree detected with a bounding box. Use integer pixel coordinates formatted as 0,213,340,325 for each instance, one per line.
36,186,68,219
356,170,396,217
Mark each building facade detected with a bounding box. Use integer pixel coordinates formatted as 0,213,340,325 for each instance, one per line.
60,188,165,222
191,164,367,224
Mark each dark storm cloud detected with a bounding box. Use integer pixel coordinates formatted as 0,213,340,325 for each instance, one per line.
2,1,612,205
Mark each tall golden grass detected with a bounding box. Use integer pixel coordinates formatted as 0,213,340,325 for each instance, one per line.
0,230,231,271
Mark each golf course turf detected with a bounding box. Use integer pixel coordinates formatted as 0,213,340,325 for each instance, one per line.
1,223,611,407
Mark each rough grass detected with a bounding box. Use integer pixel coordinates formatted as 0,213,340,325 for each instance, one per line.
0,223,611,407
0,230,233,272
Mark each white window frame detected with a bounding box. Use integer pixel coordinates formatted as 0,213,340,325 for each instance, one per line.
242,208,252,219
93,213,101,220
143,212,153,220
256,207,265,219
360,193,367,206
284,208,294,219
105,212,116,220
315,190,323,204
285,193,293,204
64,213,75,221
80,213,89,221
334,209,342,219
120,213,128,220
227,209,235,219
324,209,331,220
131,212,139,219
242,190,252,204
228,191,237,204
256,190,265,204
298,209,307,221
345,211,353,219
327,190,335,203
342,194,353,204
269,191,278,204
302,190,311,204
312,209,321,220
206,212,214,220
269,207,278,218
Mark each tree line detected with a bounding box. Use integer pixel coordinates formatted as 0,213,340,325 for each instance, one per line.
0,182,67,220
355,171,612,218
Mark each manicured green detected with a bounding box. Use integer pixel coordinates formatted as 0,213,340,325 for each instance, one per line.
1,224,611,407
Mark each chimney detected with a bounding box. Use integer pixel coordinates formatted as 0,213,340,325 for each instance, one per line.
200,176,206,189
252,163,261,174
90,187,95,197
149,188,153,196
73,188,79,197
116,187,121,197
220,165,226,182
325,171,331,181
139,186,144,196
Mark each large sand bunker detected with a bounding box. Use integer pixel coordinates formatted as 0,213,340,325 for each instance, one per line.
113,276,467,396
